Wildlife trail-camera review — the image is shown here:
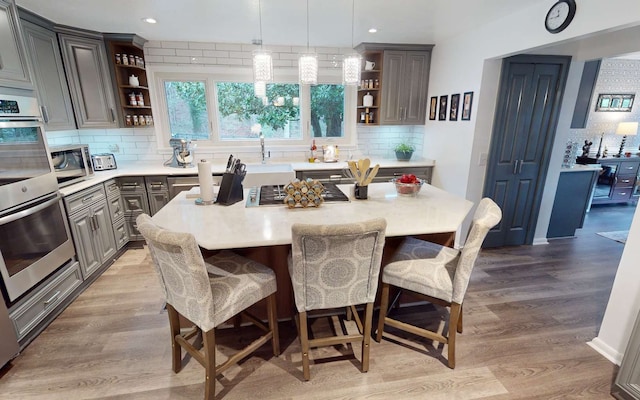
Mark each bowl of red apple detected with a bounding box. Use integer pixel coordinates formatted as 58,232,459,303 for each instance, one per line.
392,174,424,196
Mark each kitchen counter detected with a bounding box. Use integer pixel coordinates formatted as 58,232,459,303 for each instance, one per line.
561,164,602,172
58,158,436,196
151,181,472,251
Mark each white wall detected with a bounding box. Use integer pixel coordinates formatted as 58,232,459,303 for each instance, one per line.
422,0,640,363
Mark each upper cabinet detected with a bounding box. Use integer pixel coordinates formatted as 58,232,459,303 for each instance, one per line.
58,28,118,129
0,0,32,90
356,43,433,126
20,18,76,130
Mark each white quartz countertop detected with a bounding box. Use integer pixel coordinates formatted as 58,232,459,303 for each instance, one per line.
561,164,602,173
150,182,473,251
58,158,436,196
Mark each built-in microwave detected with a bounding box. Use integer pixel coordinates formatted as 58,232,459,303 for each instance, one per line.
49,144,94,187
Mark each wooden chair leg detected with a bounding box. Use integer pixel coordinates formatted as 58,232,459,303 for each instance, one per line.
299,311,311,381
267,293,280,356
361,302,374,373
375,283,390,342
202,328,216,400
457,303,463,334
448,302,462,369
166,304,182,373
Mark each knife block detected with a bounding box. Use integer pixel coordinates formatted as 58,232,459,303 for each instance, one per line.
216,173,244,206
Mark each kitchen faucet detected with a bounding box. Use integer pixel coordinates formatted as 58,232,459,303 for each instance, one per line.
260,133,266,164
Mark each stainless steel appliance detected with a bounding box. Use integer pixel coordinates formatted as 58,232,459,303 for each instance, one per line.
166,138,194,168
0,298,18,367
91,153,117,170
0,94,75,303
245,183,349,207
0,94,58,212
50,144,94,187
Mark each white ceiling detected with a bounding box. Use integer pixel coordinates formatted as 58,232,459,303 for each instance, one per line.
16,0,546,47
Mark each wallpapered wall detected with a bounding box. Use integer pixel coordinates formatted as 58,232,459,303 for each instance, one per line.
568,58,640,157
46,40,424,163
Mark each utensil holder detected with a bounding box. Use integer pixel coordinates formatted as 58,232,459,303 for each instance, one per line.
354,184,368,200
216,173,244,206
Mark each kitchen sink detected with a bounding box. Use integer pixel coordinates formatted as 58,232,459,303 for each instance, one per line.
242,163,295,187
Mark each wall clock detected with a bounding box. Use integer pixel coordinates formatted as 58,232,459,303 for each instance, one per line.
545,0,577,34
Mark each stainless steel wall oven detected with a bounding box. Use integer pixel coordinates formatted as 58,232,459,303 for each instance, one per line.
0,94,74,303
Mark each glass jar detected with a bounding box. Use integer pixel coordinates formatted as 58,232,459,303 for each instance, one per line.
139,115,146,126
135,93,144,106
132,115,139,126
125,115,132,126
128,54,136,66
129,93,137,106
115,54,121,64
121,53,129,65
145,115,153,125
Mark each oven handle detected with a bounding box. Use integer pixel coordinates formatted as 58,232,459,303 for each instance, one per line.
0,194,62,226
0,119,42,129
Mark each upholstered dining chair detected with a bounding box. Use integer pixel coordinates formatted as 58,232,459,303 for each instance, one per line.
289,218,387,380
136,214,280,400
375,198,501,368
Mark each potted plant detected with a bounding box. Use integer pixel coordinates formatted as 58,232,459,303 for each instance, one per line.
394,143,415,161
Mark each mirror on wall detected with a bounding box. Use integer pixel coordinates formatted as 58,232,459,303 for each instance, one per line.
595,93,635,112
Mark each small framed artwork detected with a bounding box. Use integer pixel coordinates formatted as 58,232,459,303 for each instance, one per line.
595,93,634,112
461,91,474,121
439,95,448,121
429,96,437,120
449,93,460,121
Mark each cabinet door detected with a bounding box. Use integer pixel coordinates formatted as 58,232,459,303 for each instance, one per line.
0,0,32,89
21,20,76,131
58,33,117,129
402,51,430,125
92,203,116,264
121,192,149,214
380,51,405,125
148,191,169,216
68,210,101,280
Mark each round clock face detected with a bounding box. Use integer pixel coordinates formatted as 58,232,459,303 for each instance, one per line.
545,0,576,33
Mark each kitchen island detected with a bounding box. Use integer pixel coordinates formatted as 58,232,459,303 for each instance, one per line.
151,182,473,316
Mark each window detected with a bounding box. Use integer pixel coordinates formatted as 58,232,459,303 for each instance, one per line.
216,82,301,140
152,68,355,149
164,80,210,140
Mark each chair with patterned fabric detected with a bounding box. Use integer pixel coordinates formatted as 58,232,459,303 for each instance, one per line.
136,214,279,400
289,218,387,380
375,198,501,368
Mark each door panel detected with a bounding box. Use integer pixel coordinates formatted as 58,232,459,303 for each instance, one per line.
483,55,570,247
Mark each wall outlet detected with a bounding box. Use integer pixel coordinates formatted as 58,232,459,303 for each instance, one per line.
109,144,120,153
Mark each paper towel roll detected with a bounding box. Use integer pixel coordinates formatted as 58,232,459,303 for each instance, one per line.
198,159,214,203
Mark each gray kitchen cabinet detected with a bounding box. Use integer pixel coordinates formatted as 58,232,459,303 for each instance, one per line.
547,169,599,238
20,19,76,130
0,0,32,90
105,179,128,249
65,185,117,279
58,29,118,129
118,176,150,241
380,50,431,125
145,176,169,215
296,165,433,184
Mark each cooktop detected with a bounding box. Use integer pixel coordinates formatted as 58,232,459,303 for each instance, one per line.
246,182,349,207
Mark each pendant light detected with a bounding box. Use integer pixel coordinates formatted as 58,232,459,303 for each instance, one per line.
253,0,273,83
343,0,361,85
299,0,318,85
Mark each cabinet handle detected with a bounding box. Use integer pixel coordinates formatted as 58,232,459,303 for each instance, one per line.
110,108,116,122
93,215,100,230
513,160,519,174
621,179,631,183
82,194,94,203
44,291,61,306
87,215,95,231
41,106,50,123
518,159,524,174
404,107,408,120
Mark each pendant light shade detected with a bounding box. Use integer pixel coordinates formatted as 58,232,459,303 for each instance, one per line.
253,0,272,83
254,80,266,97
343,54,361,85
299,54,318,85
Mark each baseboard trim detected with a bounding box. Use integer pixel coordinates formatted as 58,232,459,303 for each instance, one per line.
532,237,549,246
587,337,622,365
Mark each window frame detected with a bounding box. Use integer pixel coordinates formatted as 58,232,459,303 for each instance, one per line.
147,64,356,152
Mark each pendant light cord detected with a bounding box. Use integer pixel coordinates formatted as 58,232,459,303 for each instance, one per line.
306,0,310,51
259,0,264,49
351,0,355,49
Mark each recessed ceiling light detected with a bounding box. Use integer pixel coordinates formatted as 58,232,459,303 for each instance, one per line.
142,17,157,24
368,28,377,33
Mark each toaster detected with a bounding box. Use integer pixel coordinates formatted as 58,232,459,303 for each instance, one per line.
91,153,117,171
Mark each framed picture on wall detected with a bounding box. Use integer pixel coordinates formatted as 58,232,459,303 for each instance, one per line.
429,96,437,120
461,91,474,121
450,93,460,121
439,95,448,121
595,93,634,112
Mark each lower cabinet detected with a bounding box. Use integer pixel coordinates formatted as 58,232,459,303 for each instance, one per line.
64,184,117,279
547,169,599,238
105,179,128,249
118,176,169,240
296,165,433,184
592,159,640,205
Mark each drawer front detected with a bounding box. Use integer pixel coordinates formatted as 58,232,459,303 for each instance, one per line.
64,184,106,214
126,212,144,241
377,166,433,184
104,179,121,198
616,175,636,188
122,192,149,214
118,176,146,192
145,176,168,192
107,195,125,221
9,261,82,340
113,218,129,250
619,161,640,176
612,187,633,201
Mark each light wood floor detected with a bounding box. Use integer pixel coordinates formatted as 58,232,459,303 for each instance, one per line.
0,204,635,399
